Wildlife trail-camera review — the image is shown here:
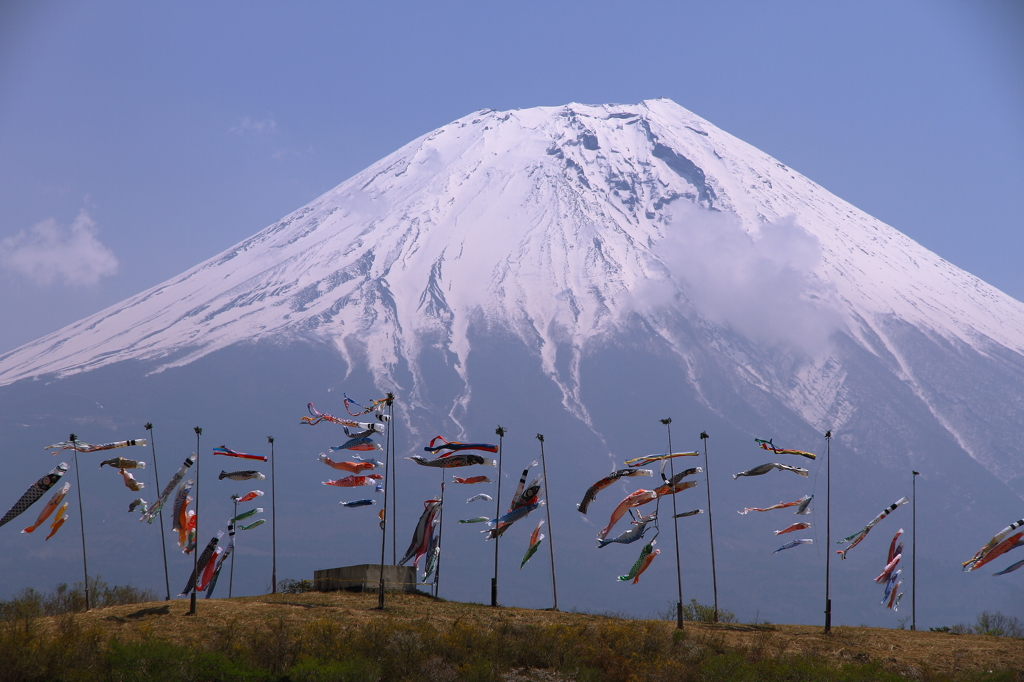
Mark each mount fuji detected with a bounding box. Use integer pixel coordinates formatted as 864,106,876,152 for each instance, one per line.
1,100,1021,626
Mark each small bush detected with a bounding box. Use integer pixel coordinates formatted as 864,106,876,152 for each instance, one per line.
974,611,1023,637
278,578,315,594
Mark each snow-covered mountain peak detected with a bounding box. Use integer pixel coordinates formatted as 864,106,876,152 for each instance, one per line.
1,99,1022,445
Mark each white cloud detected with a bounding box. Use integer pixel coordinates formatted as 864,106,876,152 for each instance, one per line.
0,209,119,285
637,204,843,356
230,116,277,136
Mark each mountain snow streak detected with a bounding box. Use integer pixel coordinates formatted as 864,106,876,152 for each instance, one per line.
2,99,1023,484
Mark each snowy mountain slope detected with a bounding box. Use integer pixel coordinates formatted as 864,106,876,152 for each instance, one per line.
1,99,1022,490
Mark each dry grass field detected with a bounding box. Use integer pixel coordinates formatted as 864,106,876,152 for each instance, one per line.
57,589,1022,680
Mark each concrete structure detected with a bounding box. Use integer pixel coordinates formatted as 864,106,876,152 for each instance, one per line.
314,564,419,593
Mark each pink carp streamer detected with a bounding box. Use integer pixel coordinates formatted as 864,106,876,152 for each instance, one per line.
599,489,658,541
774,522,811,536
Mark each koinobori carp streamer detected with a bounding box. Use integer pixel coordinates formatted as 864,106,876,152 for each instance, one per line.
754,438,817,460
141,454,195,523
46,439,146,454
597,511,657,548
520,520,545,569
318,453,377,473
323,474,382,487
773,538,813,554
179,533,222,596
423,436,498,454
624,452,699,468
598,489,658,541
1,462,69,529
837,497,909,560
21,482,70,534
400,499,442,567
99,457,145,469
732,462,809,479
213,446,268,462
738,494,812,515
219,470,266,482
618,539,658,583
405,453,495,468
963,518,1024,572
301,403,385,432
577,469,653,515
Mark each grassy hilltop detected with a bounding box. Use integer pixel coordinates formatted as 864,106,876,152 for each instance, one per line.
1,588,1021,681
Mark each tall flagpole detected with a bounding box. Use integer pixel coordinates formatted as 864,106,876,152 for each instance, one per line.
268,436,276,594
660,418,684,630
536,434,558,611
434,476,445,598
145,423,171,601
824,430,832,633
491,425,505,607
70,434,90,611
229,495,238,598
700,431,719,622
388,395,396,564
377,394,394,609
912,469,919,631
189,427,201,616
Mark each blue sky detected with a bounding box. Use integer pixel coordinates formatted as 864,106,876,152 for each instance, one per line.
1,1,1021,354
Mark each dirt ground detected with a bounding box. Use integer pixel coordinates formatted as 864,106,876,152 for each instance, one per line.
67,590,1023,677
